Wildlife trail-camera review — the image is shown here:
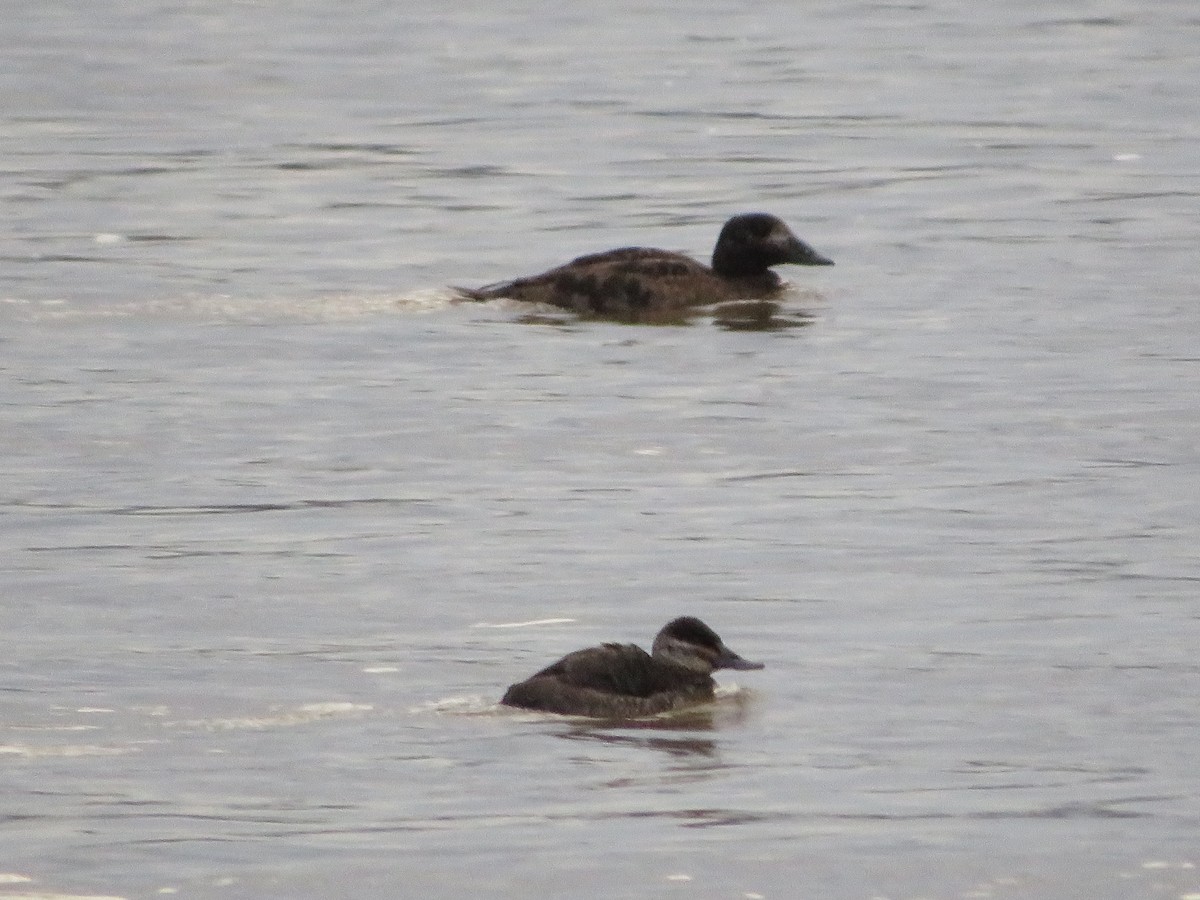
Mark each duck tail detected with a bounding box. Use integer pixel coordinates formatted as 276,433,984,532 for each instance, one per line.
450,286,491,302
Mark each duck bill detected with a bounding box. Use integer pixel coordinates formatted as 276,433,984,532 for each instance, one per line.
715,646,765,671
788,238,834,267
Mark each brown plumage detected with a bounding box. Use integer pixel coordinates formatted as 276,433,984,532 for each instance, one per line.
458,213,832,323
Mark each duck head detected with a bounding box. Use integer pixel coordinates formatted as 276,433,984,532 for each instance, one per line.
651,616,765,674
711,212,834,278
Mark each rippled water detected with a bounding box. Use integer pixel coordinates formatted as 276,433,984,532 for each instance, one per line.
3,1,1199,898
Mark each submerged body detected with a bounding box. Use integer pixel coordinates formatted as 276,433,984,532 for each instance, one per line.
501,616,764,718
459,213,832,323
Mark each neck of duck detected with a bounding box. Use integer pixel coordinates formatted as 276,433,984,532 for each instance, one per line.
653,640,716,674
711,246,770,279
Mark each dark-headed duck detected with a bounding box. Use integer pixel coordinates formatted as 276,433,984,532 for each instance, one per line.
501,616,764,718
459,213,832,323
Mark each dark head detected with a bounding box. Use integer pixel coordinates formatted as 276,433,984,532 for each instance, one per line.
711,213,833,278
650,616,765,674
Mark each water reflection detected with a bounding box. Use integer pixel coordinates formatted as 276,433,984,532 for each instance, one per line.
711,300,816,332
511,299,817,329
512,310,587,328
562,724,718,759
553,689,760,760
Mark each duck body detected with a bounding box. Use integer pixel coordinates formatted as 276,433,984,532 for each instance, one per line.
460,213,832,323
501,616,764,718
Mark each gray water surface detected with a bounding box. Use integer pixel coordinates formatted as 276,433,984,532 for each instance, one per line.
3,2,1199,898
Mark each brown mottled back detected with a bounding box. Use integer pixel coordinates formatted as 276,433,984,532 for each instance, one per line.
461,248,782,323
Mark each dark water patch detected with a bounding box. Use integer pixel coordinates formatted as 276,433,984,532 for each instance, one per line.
1031,16,1126,29
286,142,420,157
722,470,815,483
1086,457,1175,469
25,542,143,553
978,799,1164,821
389,116,491,129
1062,190,1200,204
275,160,346,172
105,498,437,516
1051,662,1200,674
820,798,1159,822
324,201,415,209
958,760,1152,780
146,547,351,560
432,164,534,179
5,497,439,516
28,253,117,263
416,808,792,831
634,109,831,124
112,165,181,177
122,233,197,243
566,192,642,203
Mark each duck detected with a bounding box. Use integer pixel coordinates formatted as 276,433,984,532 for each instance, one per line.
458,213,832,323
501,616,764,718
